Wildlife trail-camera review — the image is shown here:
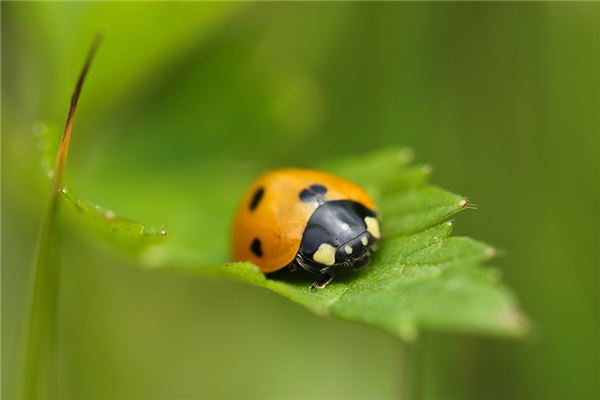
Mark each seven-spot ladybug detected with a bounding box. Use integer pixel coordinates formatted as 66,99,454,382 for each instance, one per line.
232,169,380,289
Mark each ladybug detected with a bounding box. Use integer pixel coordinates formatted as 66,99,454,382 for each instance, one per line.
232,169,380,289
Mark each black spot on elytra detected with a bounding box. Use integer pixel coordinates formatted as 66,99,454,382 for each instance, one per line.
299,184,328,203
310,184,327,195
250,238,263,257
249,187,265,211
299,189,314,202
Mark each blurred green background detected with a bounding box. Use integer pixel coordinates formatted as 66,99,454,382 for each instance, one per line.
2,2,598,399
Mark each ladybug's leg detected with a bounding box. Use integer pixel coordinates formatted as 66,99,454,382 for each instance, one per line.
295,254,335,290
352,254,370,269
310,268,334,290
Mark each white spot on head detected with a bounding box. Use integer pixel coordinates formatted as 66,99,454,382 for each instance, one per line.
361,235,369,246
313,243,336,266
104,210,116,220
459,199,468,208
344,245,353,255
364,217,381,239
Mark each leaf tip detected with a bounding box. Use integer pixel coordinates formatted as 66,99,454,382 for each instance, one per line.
485,246,497,259
95,26,109,41
499,306,530,336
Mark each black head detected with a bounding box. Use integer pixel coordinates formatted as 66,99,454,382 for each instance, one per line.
298,200,380,269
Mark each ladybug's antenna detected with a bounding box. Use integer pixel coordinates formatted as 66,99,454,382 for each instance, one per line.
54,31,104,185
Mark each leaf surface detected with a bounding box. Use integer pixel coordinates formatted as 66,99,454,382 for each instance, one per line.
102,148,526,341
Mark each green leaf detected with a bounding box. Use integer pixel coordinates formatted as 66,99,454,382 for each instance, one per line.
59,139,527,340
124,148,525,341
58,186,168,250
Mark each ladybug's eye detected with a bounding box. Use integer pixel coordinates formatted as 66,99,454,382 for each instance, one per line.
249,187,265,211
250,237,263,257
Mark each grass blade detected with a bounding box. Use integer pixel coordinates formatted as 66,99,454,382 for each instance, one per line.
21,32,103,398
